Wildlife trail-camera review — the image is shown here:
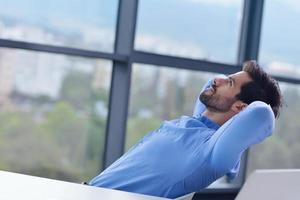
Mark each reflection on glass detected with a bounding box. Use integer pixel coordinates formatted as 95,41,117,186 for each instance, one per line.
125,63,232,188
0,0,118,52
0,48,111,182
259,0,300,78
248,82,300,174
135,0,243,63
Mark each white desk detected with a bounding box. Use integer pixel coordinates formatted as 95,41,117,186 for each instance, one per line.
0,170,170,200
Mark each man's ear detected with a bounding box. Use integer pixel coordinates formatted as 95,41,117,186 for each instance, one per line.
231,101,248,114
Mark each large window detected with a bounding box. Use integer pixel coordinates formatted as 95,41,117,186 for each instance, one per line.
0,0,299,193
0,0,118,52
135,0,243,63
0,48,111,182
259,0,300,78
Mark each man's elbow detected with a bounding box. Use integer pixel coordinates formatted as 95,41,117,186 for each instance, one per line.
243,101,275,134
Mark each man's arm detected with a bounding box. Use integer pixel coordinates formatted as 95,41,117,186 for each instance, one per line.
209,101,275,174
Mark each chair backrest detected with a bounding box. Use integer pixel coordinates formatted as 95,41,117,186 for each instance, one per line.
235,169,300,200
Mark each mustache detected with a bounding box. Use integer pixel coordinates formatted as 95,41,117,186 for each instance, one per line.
208,84,217,93
212,84,217,91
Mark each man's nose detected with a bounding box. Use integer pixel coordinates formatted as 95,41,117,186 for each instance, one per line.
214,77,228,86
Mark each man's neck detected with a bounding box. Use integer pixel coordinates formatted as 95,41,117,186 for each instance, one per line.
202,110,233,126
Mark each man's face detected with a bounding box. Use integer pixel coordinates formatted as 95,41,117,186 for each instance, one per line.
200,71,252,112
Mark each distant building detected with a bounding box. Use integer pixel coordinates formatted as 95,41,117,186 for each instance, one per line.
0,49,15,108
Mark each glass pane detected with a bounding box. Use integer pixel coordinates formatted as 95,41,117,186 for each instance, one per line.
259,0,300,78
0,48,111,182
0,0,118,52
135,0,243,63
125,63,233,188
247,82,300,174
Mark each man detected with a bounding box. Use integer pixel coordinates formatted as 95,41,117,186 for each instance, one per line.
89,60,282,198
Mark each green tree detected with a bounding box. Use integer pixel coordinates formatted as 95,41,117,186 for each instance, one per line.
60,70,92,111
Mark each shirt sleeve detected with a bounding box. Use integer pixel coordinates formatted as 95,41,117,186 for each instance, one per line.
208,101,275,174
192,79,213,118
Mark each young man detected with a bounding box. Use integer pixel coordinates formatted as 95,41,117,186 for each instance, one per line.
89,60,283,198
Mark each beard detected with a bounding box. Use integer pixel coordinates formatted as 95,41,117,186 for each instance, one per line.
199,87,237,112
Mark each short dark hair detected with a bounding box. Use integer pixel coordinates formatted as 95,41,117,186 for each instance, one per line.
236,60,283,118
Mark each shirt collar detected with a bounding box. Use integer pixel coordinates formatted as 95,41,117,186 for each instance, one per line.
197,115,220,130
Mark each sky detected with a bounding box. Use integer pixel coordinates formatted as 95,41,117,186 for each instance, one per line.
0,0,299,74
0,0,118,28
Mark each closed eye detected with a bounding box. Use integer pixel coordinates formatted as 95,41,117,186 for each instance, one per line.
228,77,234,86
